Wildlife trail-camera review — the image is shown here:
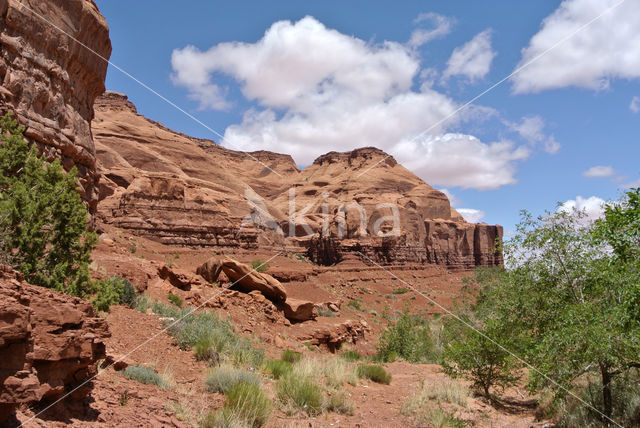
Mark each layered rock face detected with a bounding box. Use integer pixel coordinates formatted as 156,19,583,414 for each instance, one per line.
94,92,295,247
0,266,109,423
94,94,502,270
0,0,111,216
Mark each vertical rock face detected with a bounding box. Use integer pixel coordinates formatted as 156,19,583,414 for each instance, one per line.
424,220,503,270
0,266,109,423
0,0,111,216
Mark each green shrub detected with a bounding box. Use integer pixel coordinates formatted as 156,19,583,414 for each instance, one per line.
392,287,409,295
194,337,219,365
202,382,271,428
205,366,261,394
122,365,168,388
326,390,354,415
280,349,303,364
151,303,263,368
0,112,96,296
251,259,269,273
119,278,137,306
340,350,362,362
357,364,391,384
376,309,435,363
91,278,123,312
276,373,324,416
134,294,152,313
265,360,293,379
346,300,362,311
168,292,183,307
91,276,137,312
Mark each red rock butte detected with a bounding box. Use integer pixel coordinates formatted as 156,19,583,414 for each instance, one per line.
93,92,503,271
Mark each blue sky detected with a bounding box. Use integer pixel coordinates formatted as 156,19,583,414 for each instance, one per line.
95,0,640,234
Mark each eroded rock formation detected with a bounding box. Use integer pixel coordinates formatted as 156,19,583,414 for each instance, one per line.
94,93,502,271
0,0,111,216
0,266,109,423
197,257,288,303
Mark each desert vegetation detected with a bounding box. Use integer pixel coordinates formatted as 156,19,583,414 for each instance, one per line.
437,188,640,425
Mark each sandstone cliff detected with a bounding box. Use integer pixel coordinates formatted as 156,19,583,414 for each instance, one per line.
0,0,111,216
0,266,109,424
93,93,502,270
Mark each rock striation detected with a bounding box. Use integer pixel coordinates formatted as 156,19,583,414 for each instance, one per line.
0,0,112,217
94,94,502,271
0,265,109,423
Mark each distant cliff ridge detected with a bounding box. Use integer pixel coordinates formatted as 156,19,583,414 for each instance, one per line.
93,93,502,270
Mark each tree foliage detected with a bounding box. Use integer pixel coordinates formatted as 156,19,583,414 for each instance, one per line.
0,112,95,296
441,312,521,397
445,191,640,422
376,309,435,363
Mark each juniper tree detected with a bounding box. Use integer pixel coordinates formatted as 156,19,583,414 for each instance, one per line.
0,112,95,296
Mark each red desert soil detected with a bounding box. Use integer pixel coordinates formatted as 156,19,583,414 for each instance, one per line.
14,228,544,427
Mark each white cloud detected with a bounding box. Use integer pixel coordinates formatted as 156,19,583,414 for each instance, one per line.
393,134,530,190
443,29,496,82
172,16,529,190
508,115,560,154
409,13,455,48
559,195,606,222
583,165,615,178
631,96,640,113
512,0,640,93
457,208,486,223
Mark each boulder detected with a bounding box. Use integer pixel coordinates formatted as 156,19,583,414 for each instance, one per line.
0,266,109,423
196,257,287,302
157,264,205,291
281,299,318,322
196,257,223,283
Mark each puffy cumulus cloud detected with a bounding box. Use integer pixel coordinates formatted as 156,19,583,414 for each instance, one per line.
559,195,606,222
512,0,640,93
583,165,615,178
508,115,560,154
631,96,640,113
172,16,529,190
443,29,496,82
172,16,419,111
392,134,530,190
408,12,455,48
457,208,486,223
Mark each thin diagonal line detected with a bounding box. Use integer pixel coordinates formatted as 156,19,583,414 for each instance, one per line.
356,0,627,179
18,254,282,427
356,251,624,428
14,0,282,177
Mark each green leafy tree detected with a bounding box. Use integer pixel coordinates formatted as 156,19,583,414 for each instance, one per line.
466,201,640,421
441,314,521,398
594,187,640,262
0,112,95,296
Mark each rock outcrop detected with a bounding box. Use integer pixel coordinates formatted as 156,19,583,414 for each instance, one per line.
300,320,370,352
94,94,502,271
0,266,109,423
198,257,288,302
0,0,111,217
282,299,318,322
